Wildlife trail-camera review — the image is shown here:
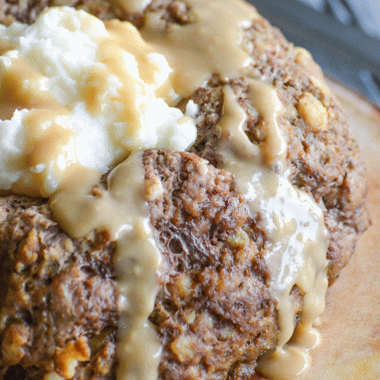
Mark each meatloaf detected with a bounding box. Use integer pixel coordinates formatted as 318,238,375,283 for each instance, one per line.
0,1,370,380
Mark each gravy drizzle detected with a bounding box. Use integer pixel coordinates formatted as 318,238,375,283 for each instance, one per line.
218,86,328,379
50,152,162,380
140,0,259,97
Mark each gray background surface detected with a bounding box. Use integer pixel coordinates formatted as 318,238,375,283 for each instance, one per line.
298,0,380,40
249,0,380,107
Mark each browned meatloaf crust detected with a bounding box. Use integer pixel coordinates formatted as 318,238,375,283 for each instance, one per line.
0,0,370,379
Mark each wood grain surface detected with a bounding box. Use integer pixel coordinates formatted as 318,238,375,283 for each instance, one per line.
300,79,380,379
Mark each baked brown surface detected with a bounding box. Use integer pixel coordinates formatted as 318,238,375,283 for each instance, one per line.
0,0,370,379
0,150,278,380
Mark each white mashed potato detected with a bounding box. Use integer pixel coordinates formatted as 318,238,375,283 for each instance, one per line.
0,7,198,195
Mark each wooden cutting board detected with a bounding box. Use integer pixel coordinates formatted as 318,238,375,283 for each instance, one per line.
300,79,380,379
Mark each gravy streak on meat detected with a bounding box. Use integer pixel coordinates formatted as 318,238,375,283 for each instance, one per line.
216,86,328,379
140,0,260,97
50,152,162,380
246,80,286,166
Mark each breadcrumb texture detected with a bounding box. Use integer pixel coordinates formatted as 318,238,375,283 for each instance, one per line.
0,0,370,379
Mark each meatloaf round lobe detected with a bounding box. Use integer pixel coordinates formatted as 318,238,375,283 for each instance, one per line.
188,73,370,285
0,150,278,380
